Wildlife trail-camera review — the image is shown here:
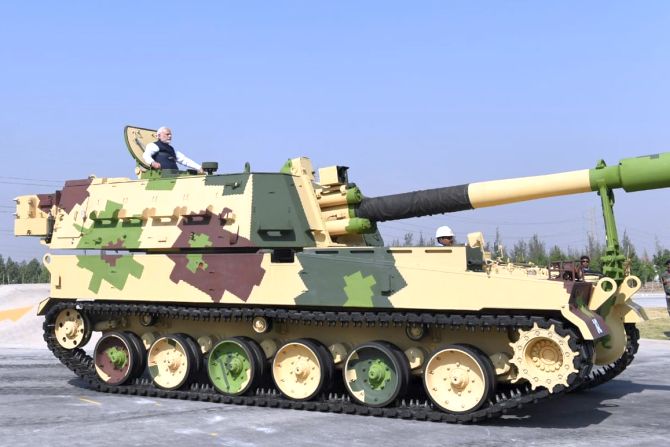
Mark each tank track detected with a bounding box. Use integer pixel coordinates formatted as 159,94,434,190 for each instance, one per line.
43,301,594,424
575,323,639,391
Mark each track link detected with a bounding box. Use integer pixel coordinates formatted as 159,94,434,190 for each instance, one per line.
575,323,639,391
43,301,595,424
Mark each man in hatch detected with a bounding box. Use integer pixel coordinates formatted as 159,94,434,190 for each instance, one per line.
143,126,203,173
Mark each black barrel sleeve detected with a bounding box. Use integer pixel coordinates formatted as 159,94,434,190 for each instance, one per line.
355,184,472,222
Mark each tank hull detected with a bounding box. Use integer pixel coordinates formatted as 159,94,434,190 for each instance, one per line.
42,247,613,342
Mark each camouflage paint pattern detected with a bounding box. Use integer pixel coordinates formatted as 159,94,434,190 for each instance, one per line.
41,245,610,344
295,248,405,308
15,144,657,369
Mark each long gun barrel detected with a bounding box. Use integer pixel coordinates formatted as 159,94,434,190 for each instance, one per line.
355,152,670,221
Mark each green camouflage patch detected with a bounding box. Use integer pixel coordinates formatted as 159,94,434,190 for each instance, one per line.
185,234,213,273
189,233,213,248
204,173,251,196
186,254,208,273
76,201,143,249
279,159,292,174
77,254,144,293
145,177,178,191
343,272,377,307
250,174,316,247
75,200,145,292
294,248,406,308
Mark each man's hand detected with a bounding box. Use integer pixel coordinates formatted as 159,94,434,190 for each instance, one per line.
150,161,161,169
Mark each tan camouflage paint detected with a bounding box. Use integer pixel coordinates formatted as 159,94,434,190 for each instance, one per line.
13,195,50,237
44,175,253,250
43,244,602,341
468,169,592,208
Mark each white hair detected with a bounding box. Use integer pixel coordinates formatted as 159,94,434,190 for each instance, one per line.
156,126,170,135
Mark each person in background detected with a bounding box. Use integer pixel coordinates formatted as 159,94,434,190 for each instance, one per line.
574,255,596,280
143,126,203,173
580,255,593,274
661,259,670,317
435,226,455,246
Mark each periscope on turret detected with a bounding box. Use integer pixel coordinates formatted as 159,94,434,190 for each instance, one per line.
10,125,667,422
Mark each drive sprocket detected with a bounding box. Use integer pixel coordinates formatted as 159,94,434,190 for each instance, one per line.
509,322,579,392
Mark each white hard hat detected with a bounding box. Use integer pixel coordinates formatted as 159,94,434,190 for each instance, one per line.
435,225,454,238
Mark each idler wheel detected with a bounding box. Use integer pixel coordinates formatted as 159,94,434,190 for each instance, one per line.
272,339,333,400
423,344,496,414
54,308,91,349
94,332,145,386
148,334,201,390
343,341,409,407
208,337,266,396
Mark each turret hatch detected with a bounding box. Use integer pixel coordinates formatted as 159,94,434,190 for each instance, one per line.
124,125,156,169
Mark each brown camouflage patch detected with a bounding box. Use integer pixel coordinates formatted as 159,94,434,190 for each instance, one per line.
103,239,126,250
58,179,93,214
167,208,265,301
171,208,252,248
568,282,609,339
168,252,265,302
100,240,126,268
100,253,122,268
37,192,59,213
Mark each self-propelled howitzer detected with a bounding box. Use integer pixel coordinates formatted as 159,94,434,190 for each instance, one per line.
12,126,668,423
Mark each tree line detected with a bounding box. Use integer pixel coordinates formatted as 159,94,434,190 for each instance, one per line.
391,229,670,283
0,255,50,284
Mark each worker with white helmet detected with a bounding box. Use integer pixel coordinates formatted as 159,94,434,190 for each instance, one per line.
435,225,455,246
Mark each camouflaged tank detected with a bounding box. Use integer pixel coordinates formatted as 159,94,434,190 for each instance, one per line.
13,126,670,422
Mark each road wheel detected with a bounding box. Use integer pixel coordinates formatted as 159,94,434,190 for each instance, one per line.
54,308,91,349
208,337,266,396
423,344,495,414
148,334,201,390
343,341,409,407
272,339,333,400
94,332,144,386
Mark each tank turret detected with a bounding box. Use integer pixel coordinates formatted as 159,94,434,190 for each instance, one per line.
10,126,667,423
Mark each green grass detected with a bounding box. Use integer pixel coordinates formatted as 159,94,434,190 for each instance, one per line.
638,307,670,341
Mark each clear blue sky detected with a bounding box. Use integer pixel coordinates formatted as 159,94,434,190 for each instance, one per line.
1,1,669,261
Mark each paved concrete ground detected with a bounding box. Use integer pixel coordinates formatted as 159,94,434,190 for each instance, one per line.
0,341,669,447
1,285,669,446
